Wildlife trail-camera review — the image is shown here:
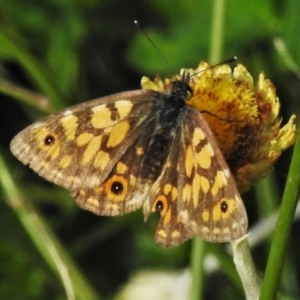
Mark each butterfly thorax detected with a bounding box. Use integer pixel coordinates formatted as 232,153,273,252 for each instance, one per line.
140,80,192,180
157,80,191,124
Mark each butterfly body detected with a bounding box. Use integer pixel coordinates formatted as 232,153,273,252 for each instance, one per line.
10,75,248,247
138,80,190,180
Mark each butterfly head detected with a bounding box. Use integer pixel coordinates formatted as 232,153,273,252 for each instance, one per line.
168,71,193,102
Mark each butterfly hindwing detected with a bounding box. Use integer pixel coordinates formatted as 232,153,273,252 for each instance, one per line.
143,127,194,247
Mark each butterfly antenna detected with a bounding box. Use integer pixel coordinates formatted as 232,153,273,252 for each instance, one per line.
213,56,237,67
197,57,240,123
191,56,238,78
200,110,241,123
134,20,175,76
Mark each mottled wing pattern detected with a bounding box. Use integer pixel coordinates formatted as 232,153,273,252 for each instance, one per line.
177,108,248,242
10,90,158,193
143,127,194,247
73,119,157,216
10,82,248,247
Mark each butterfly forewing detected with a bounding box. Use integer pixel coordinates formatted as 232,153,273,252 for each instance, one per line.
10,90,158,192
177,108,248,242
73,118,158,216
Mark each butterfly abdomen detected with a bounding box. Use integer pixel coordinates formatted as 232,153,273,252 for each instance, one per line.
140,131,171,180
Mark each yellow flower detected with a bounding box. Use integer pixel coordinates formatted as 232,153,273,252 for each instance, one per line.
141,62,297,193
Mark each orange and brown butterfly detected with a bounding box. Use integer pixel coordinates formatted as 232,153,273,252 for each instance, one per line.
10,63,249,248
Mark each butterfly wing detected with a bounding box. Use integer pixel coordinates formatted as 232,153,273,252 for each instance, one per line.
143,126,195,247
73,119,157,216
177,108,248,243
10,90,158,193
143,106,247,248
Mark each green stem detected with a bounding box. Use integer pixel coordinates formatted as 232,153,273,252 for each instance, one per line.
0,154,101,300
0,78,52,113
189,1,227,299
0,29,63,109
190,237,206,300
209,0,226,63
259,125,300,299
232,237,261,300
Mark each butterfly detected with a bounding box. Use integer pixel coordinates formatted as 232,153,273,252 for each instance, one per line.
10,71,248,248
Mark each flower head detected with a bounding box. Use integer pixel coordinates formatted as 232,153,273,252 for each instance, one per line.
141,62,297,193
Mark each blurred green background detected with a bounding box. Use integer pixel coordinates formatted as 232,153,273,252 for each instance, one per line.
0,0,300,299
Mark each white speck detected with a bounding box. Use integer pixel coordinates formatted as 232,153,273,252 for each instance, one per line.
63,109,73,116
223,168,230,178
